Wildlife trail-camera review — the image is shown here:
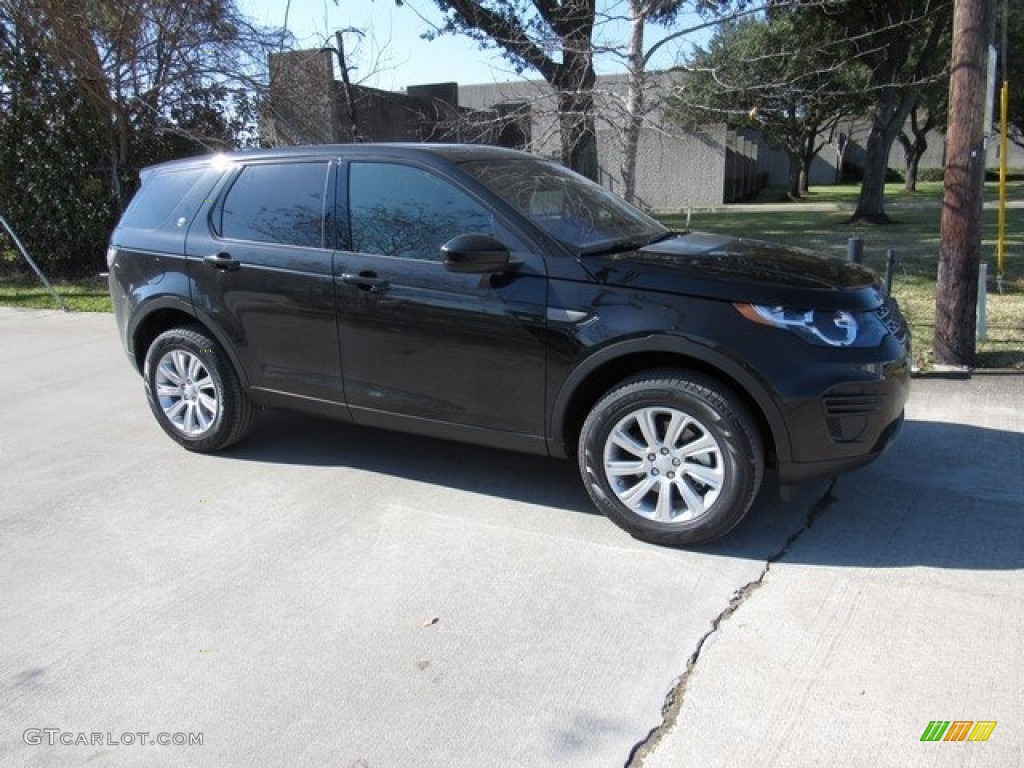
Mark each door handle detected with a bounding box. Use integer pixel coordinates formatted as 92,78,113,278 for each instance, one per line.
204,252,241,271
339,272,390,293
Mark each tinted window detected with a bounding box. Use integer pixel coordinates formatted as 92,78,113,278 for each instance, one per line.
348,163,494,261
119,167,209,230
460,158,665,252
220,162,329,247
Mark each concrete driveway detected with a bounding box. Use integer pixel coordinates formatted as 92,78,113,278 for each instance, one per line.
0,307,1020,767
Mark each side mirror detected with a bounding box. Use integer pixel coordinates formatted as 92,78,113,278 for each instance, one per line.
441,234,514,274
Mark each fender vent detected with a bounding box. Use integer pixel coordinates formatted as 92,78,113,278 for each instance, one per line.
823,392,884,443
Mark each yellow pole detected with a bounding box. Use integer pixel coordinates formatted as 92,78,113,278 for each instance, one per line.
997,80,1008,280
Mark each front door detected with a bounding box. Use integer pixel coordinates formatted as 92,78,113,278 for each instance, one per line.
334,160,548,446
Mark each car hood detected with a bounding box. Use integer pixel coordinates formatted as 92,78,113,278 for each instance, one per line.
586,232,883,311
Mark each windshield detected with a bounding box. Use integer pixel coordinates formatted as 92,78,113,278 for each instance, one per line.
459,158,667,253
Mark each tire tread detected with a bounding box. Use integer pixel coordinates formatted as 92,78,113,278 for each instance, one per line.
144,325,256,452
578,368,763,546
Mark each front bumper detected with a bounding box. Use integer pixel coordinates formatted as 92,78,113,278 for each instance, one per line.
774,341,911,488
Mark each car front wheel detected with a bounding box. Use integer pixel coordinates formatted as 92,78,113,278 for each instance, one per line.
578,371,763,546
143,326,256,452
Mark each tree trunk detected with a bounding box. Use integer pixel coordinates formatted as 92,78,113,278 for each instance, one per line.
832,131,848,184
558,91,598,182
934,0,996,367
620,2,644,203
114,104,131,211
556,34,598,182
786,149,802,199
799,132,819,196
854,123,889,221
107,130,123,211
851,92,916,223
620,110,641,202
423,0,600,181
904,146,924,192
898,107,934,193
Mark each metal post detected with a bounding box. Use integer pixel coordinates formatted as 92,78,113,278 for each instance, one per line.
0,213,67,311
846,236,864,264
996,80,1008,291
996,0,1008,293
884,249,895,295
977,262,988,341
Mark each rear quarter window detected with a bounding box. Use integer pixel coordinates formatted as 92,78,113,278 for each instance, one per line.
118,166,214,231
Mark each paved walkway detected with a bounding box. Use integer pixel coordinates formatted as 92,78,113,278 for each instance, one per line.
641,373,1023,768
1,309,1020,767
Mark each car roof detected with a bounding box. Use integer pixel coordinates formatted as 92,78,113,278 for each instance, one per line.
142,143,541,174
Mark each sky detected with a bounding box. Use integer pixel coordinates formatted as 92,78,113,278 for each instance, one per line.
240,0,711,92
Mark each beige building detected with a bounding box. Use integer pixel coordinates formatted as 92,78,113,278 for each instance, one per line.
264,49,1023,212
264,50,764,209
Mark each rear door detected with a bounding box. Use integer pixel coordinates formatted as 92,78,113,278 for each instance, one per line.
334,158,549,447
186,158,345,405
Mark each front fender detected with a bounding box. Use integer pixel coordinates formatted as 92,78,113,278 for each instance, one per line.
548,334,791,464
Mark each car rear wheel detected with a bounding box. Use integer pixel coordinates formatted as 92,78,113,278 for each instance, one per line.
143,326,256,452
578,371,763,546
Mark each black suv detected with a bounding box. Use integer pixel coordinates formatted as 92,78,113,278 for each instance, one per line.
109,144,910,545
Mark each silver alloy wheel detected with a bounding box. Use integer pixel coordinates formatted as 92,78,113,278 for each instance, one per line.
154,349,220,436
603,406,725,524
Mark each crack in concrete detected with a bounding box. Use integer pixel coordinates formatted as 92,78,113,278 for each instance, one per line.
624,479,839,768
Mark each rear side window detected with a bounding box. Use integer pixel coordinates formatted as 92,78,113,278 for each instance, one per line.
119,167,209,230
219,162,330,248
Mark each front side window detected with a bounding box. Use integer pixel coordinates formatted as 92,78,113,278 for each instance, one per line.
459,157,666,253
348,163,494,261
219,162,329,248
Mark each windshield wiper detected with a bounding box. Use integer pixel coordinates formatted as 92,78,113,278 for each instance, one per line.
579,230,681,257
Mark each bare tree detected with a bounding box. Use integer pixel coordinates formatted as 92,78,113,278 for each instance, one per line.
4,0,280,209
423,0,600,180
602,0,736,204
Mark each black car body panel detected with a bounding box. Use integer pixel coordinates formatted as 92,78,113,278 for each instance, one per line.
590,233,883,309
109,143,910,534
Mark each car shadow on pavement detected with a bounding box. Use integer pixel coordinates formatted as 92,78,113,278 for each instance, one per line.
223,412,1023,570
225,409,597,516
721,418,1024,571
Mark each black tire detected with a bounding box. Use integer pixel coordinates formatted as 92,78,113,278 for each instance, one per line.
578,370,763,546
143,325,257,452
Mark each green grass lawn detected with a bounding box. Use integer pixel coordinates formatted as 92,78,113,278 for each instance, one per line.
742,178,1023,205
0,277,112,312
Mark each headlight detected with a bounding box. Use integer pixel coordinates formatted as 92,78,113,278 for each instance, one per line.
735,303,885,348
